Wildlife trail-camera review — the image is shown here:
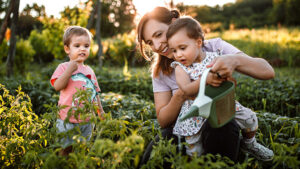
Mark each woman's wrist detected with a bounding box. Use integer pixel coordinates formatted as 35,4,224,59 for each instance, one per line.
228,54,241,71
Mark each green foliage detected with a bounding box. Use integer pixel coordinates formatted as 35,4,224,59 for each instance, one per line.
28,30,54,63
177,0,300,28
256,111,300,169
0,84,51,168
98,0,136,38
95,66,153,100
272,0,300,25
0,74,57,116
101,32,144,67
206,27,300,67
15,38,35,74
1,65,299,168
235,71,300,117
41,17,67,59
1,38,36,75
17,14,43,38
104,33,135,64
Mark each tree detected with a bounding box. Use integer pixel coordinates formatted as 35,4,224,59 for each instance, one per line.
87,0,136,38
6,0,20,77
0,0,14,44
95,0,103,68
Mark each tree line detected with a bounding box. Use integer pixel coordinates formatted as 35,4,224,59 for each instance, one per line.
176,0,300,30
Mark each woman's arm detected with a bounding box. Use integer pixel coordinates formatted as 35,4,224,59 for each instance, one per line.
154,89,186,128
209,53,275,80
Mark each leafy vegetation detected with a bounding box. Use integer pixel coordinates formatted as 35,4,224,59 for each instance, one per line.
0,0,299,168
177,0,300,29
0,65,299,168
206,27,300,67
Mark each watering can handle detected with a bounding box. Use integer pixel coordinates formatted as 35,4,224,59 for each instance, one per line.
199,68,211,97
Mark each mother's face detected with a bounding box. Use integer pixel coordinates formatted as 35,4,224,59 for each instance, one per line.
142,19,173,59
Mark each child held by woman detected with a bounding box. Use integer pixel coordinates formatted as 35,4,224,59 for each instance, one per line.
166,16,274,161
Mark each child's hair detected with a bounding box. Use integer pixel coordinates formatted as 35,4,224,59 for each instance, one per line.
63,26,93,46
166,16,204,44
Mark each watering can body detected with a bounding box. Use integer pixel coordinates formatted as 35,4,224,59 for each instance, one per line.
179,68,236,128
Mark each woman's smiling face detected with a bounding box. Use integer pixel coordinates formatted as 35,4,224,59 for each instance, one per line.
142,19,173,59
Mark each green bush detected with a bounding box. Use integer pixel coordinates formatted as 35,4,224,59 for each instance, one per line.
1,74,299,168
15,38,35,74
0,76,57,116
102,32,145,67
235,72,300,117
41,17,67,60
94,66,153,101
0,38,35,75
28,30,54,63
0,84,51,168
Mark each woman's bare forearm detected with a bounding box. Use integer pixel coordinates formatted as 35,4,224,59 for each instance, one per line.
235,53,275,80
155,90,186,128
210,53,275,80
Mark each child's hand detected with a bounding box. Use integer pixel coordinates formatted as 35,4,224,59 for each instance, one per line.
206,72,225,87
68,58,84,72
68,61,78,72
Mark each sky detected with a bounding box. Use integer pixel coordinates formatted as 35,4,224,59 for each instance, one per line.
19,0,236,18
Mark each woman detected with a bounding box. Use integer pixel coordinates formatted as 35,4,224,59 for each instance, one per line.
137,7,275,165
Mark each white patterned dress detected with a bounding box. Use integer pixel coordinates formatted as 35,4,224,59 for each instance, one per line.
171,52,219,136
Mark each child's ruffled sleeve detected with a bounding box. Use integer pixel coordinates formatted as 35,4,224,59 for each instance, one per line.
170,61,190,74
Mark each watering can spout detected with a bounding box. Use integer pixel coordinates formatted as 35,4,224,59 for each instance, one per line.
179,95,213,122
179,105,199,122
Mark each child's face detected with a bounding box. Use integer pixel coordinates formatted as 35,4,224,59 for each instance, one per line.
64,35,91,64
168,28,202,67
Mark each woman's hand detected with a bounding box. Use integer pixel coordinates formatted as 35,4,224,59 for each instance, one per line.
207,55,238,79
206,72,226,87
207,53,275,80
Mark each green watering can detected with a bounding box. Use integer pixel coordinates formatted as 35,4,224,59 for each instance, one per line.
179,68,236,128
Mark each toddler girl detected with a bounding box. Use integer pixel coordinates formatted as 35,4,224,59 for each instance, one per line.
166,16,273,161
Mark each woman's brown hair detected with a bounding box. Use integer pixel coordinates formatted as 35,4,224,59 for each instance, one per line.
137,7,180,77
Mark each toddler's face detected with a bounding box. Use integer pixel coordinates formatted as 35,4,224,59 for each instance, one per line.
64,35,91,63
168,28,202,67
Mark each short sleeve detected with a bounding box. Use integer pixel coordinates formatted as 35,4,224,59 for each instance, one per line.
203,38,242,55
90,69,101,92
170,61,188,71
152,76,170,92
50,63,65,86
152,70,179,93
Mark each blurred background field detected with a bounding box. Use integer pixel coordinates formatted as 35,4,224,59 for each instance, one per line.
0,0,299,168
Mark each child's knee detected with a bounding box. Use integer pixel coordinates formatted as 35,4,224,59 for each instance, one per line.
236,109,258,131
245,113,258,130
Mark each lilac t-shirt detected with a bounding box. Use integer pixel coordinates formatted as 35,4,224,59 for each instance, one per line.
152,38,241,94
